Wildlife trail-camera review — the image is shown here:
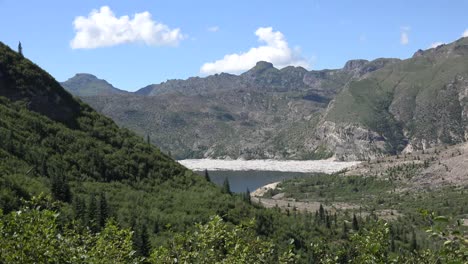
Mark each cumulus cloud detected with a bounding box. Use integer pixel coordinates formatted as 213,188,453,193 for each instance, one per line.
200,27,308,74
463,29,468,37
208,26,219,32
429,42,445,48
71,6,185,49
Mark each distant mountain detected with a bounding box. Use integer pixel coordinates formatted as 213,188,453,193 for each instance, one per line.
64,38,468,161
61,73,127,96
314,37,468,160
70,58,398,160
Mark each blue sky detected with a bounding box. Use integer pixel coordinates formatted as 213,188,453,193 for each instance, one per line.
1,0,467,91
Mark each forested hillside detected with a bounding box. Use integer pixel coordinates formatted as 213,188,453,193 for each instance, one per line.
0,41,281,258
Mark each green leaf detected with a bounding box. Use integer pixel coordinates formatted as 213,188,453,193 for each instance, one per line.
434,216,449,223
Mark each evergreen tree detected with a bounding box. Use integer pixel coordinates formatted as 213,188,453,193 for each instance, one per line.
204,169,211,182
98,192,109,228
410,230,418,251
244,188,251,204
88,194,99,233
352,214,359,231
131,217,139,251
319,204,325,222
222,178,231,195
325,213,331,229
140,224,151,257
73,196,87,223
18,41,23,57
390,225,396,252
51,174,72,203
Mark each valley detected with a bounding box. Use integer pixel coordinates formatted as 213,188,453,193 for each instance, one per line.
0,7,467,261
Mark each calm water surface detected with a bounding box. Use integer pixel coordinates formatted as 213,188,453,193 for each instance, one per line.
196,170,311,193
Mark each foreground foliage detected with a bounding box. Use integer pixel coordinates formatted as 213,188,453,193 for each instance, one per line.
0,196,139,263
150,215,296,263
1,196,466,263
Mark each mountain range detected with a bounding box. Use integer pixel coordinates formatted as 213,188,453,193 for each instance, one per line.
62,37,468,160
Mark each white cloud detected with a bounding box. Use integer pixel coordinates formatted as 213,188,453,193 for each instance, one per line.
208,26,219,32
400,27,410,45
429,42,445,48
463,29,468,37
200,27,308,74
71,6,185,49
400,32,409,45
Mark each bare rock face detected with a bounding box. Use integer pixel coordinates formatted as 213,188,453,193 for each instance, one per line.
412,49,425,58
343,59,369,72
311,121,386,161
459,77,468,141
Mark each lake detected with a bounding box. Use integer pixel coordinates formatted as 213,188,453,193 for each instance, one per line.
181,159,360,193
196,170,311,193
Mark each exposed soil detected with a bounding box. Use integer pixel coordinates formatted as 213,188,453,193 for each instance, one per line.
346,142,468,189
250,143,468,217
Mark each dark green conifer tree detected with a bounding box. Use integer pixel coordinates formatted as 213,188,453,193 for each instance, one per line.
73,196,87,223
51,174,72,203
204,169,211,182
410,230,418,251
352,214,359,231
98,192,108,228
222,178,231,195
18,41,23,57
244,188,251,204
88,194,99,232
319,204,325,222
140,224,151,257
325,214,331,229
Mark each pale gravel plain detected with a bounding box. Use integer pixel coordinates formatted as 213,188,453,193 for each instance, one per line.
178,159,360,173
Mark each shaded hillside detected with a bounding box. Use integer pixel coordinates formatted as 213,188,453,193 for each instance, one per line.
0,45,82,127
77,59,397,159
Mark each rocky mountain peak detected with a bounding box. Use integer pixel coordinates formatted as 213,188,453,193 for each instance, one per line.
242,61,278,77
254,61,274,69
61,73,125,96
74,73,98,78
412,49,425,58
343,59,369,72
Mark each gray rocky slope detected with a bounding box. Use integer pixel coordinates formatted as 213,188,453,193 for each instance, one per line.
63,59,396,160
62,38,468,160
